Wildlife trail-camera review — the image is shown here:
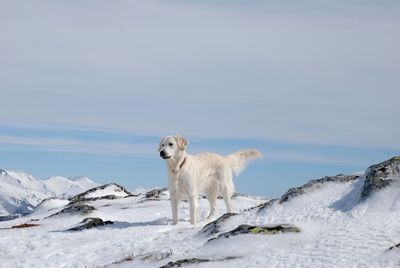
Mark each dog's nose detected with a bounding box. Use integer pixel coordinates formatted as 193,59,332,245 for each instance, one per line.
160,150,166,158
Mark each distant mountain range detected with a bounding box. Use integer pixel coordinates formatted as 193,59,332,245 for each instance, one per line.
0,169,98,217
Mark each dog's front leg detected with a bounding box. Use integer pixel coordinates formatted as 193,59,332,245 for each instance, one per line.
170,196,179,225
189,195,198,225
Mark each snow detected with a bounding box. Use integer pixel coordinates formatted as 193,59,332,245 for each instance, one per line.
0,190,265,268
44,176,99,198
1,159,400,268
0,177,399,268
32,198,70,215
0,169,99,216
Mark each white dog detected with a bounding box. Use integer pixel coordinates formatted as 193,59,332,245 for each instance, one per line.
158,135,262,225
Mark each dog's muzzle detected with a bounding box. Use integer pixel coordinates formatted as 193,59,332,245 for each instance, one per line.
159,150,171,159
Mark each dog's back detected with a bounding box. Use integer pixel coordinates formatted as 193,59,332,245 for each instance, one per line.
187,149,262,194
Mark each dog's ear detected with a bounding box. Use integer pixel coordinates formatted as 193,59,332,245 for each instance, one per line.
176,136,188,151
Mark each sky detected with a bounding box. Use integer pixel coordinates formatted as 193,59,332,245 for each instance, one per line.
0,0,399,197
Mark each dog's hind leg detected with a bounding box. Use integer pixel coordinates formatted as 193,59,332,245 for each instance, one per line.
222,194,233,213
206,191,217,220
221,172,234,213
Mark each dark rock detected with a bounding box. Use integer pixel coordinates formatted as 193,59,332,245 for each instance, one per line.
387,242,400,251
69,183,134,203
112,249,173,265
199,212,238,236
160,258,210,268
0,215,22,221
71,195,123,203
280,174,360,204
145,188,167,199
360,156,400,200
11,223,39,228
46,203,95,218
68,217,113,231
207,224,300,243
257,199,278,213
242,201,271,213
160,257,238,268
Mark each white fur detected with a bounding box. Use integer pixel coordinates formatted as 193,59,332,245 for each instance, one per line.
158,135,262,225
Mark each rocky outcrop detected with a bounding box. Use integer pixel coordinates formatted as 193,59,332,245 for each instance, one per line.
160,257,238,268
11,223,39,229
207,224,300,243
256,199,278,213
46,203,95,218
280,174,360,204
145,188,167,199
68,217,113,231
69,183,134,203
160,258,210,268
387,242,400,251
360,156,400,200
199,213,238,236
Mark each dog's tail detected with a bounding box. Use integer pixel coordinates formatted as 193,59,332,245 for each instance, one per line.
227,149,262,176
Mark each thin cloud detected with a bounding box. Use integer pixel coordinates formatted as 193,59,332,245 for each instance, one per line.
0,135,156,157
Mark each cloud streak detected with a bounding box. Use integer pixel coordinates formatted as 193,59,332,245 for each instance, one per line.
0,134,155,157
0,126,391,168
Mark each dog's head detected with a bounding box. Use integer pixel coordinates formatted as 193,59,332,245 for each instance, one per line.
158,135,188,160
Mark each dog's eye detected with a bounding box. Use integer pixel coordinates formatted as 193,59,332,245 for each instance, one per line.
169,143,174,147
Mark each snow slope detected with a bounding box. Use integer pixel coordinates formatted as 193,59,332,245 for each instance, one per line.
44,176,98,199
0,157,399,267
0,169,99,216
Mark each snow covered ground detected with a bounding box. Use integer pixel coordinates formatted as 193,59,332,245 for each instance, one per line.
0,186,265,268
0,157,399,267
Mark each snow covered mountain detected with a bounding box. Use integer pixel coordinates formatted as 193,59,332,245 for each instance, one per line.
0,169,99,217
0,157,399,267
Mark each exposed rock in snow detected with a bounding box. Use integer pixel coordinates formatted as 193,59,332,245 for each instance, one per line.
279,174,360,204
46,204,96,218
387,242,400,251
256,198,278,213
200,212,238,236
145,188,168,199
11,223,39,229
207,224,301,243
112,249,173,266
160,258,211,268
360,156,400,200
69,183,133,203
159,257,239,268
68,217,113,231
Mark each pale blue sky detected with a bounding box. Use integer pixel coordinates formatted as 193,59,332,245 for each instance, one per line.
0,0,399,197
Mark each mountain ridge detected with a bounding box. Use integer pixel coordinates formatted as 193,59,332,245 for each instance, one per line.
0,169,98,217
